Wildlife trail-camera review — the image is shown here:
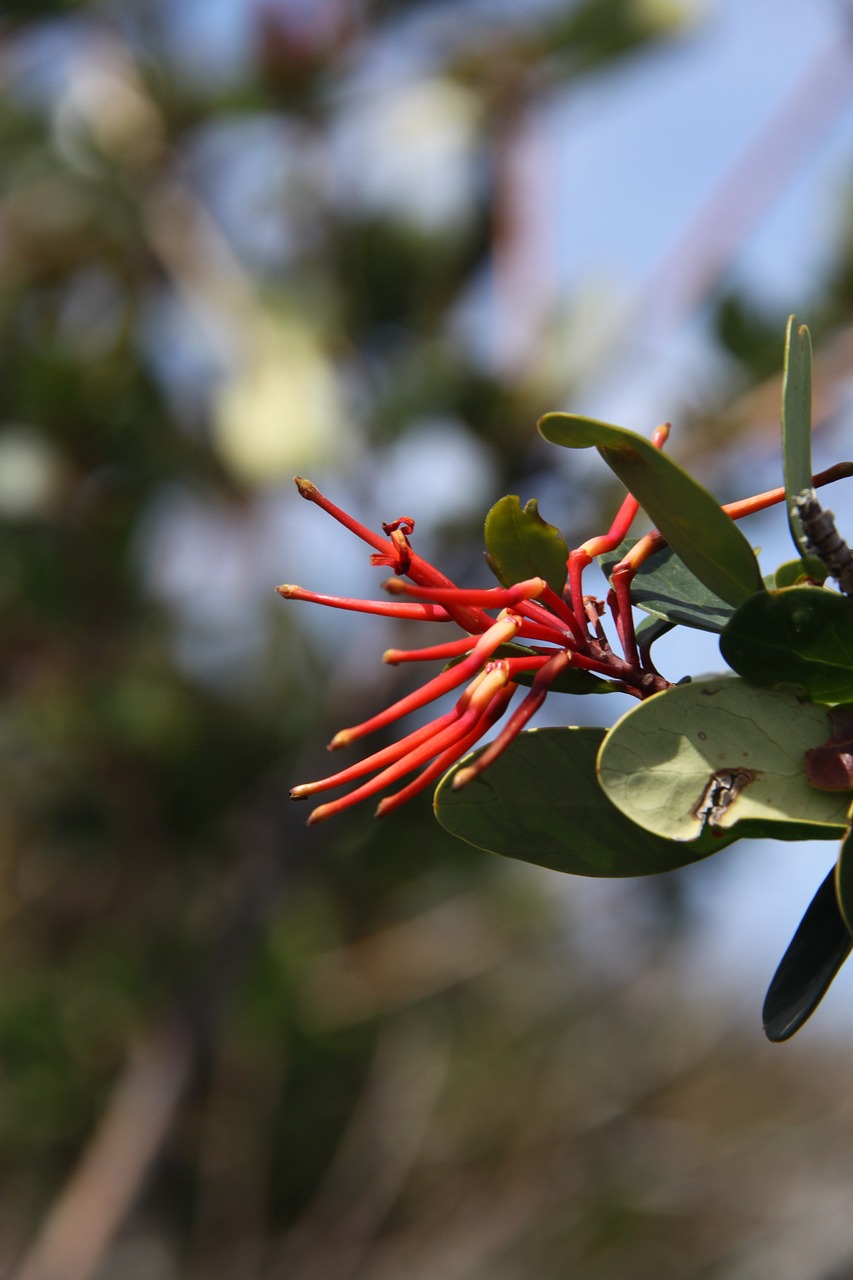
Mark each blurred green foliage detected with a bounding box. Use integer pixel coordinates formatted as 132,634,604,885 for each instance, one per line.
1,3,853,1279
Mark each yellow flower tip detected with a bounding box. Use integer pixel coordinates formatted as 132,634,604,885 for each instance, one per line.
383,648,402,664
294,476,316,498
329,729,352,750
306,804,331,826
452,765,475,790
382,576,407,595
276,584,298,597
290,783,312,799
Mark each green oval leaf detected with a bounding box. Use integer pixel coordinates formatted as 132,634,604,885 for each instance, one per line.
720,585,853,702
600,538,734,633
597,676,851,842
635,615,674,657
538,412,765,607
434,726,735,878
773,556,828,589
763,866,852,1042
484,494,568,596
781,315,814,557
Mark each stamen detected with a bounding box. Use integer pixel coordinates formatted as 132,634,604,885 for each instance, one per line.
371,525,413,572
382,517,416,535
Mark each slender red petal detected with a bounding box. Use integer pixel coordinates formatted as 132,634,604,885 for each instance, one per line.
329,612,522,748
538,584,586,643
291,704,466,799
294,477,490,632
277,584,451,621
513,617,586,645
499,655,552,677
384,635,483,664
608,565,639,666
723,486,787,521
565,425,668,625
580,492,640,560
383,576,547,608
613,467,823,577
511,597,580,646
451,651,571,789
375,684,516,816
307,667,513,824
567,548,593,630
294,477,391,554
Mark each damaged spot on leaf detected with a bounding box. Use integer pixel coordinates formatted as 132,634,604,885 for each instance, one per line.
692,768,757,829
804,705,853,791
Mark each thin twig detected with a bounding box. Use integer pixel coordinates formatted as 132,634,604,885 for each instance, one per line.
11,1023,194,1280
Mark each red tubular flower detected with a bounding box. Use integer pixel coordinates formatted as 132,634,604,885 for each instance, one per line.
281,476,667,825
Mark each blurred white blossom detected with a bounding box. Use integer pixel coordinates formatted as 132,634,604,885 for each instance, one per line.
334,77,483,231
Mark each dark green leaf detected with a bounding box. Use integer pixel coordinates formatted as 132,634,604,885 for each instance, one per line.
484,494,568,596
600,538,734,633
434,726,736,878
635,615,674,658
763,866,852,1041
538,413,765,607
773,556,828,589
781,315,814,557
720,585,853,702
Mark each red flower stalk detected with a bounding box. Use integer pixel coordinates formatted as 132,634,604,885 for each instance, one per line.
280,475,669,825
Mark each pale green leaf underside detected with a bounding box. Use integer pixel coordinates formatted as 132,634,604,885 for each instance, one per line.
597,675,851,842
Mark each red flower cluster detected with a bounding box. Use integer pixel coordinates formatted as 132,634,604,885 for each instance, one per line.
280,428,846,826
279,470,670,825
